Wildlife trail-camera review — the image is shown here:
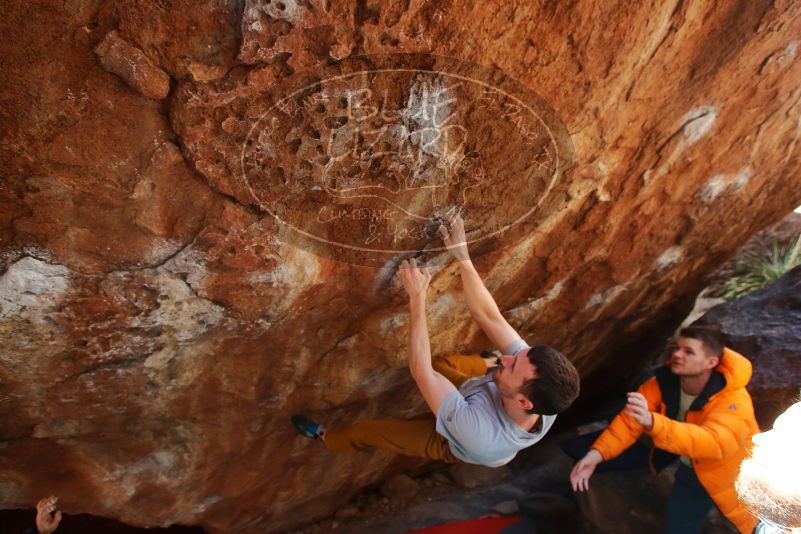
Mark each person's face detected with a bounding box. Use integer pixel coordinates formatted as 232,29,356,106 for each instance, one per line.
669,337,719,377
492,348,538,410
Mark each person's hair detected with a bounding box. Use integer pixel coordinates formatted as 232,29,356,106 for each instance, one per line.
679,325,725,358
520,345,580,415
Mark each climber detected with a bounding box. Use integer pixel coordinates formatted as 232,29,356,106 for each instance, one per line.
736,400,801,533
565,326,759,533
292,212,580,467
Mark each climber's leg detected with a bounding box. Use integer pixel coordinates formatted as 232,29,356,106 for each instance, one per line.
432,353,492,389
322,415,460,463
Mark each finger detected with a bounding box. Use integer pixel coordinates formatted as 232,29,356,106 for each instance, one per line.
625,410,644,425
423,267,431,277
410,257,416,269
631,397,647,410
628,392,645,404
627,392,644,405
625,400,644,412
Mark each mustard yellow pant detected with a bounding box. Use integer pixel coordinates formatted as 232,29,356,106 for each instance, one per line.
323,354,489,463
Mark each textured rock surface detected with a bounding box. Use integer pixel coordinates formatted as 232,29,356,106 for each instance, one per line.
94,30,171,99
2,1,801,533
698,265,801,428
573,465,736,534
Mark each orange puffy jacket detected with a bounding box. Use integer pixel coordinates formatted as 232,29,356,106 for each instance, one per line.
592,348,760,533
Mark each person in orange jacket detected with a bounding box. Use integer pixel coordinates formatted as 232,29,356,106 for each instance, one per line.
566,325,759,533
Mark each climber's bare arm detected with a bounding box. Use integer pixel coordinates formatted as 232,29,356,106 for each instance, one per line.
438,214,521,352
398,259,456,415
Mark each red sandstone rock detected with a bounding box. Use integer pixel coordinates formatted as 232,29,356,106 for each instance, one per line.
1,1,801,533
94,30,171,100
96,0,242,82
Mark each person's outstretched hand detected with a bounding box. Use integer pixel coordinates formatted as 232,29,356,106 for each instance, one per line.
569,448,603,492
398,258,432,300
36,496,62,534
437,212,470,262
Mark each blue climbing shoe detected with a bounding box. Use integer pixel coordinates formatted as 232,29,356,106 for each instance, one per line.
292,414,324,440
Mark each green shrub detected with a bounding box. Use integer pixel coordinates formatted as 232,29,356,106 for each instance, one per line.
718,234,801,300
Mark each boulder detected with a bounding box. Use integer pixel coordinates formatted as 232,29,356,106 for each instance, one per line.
1,1,801,533
698,265,801,428
448,464,513,489
572,466,735,534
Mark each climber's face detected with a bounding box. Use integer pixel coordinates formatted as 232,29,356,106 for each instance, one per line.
492,348,537,409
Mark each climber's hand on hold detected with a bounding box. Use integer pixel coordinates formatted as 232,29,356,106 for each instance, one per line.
398,258,432,301
437,212,470,263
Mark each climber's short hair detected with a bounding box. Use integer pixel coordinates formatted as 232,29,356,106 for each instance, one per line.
520,345,580,416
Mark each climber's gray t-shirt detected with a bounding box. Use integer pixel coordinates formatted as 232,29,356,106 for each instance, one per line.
435,338,556,467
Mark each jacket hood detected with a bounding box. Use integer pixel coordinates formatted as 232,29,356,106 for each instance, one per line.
716,347,752,392
656,346,752,417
